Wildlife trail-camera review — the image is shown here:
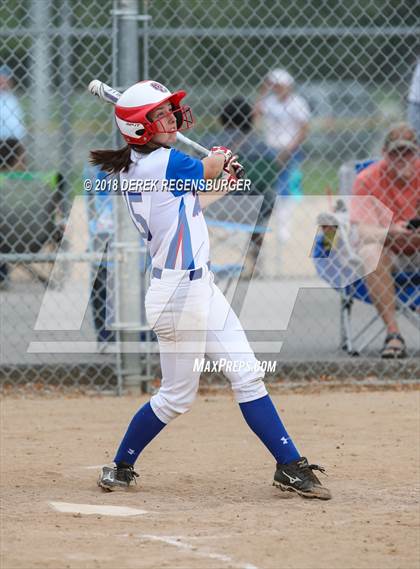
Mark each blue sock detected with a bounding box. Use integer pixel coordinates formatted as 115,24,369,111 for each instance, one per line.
239,395,300,464
114,401,166,466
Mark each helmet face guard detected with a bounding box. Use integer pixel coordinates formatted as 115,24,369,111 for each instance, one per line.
151,104,194,135
115,81,194,145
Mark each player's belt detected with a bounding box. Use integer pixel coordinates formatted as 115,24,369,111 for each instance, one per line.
152,261,210,281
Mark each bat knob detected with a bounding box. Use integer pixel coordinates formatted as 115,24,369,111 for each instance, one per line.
88,79,102,97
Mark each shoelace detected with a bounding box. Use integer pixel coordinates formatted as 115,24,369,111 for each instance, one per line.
303,463,327,477
294,458,327,476
116,466,139,484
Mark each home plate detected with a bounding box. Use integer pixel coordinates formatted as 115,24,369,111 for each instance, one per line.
49,502,148,517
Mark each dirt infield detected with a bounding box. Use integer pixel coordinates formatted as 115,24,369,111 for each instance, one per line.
1,387,419,569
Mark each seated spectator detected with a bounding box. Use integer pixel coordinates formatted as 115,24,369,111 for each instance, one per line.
350,123,420,358
0,64,25,170
0,64,26,289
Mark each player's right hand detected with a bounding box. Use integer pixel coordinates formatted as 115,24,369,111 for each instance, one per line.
230,159,245,179
222,157,245,185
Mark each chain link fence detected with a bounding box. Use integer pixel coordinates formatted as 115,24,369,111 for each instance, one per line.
0,0,418,393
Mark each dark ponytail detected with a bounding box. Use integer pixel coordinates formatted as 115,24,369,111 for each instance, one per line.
89,141,166,173
89,145,132,173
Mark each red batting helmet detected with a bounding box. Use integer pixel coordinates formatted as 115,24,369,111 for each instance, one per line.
115,80,194,145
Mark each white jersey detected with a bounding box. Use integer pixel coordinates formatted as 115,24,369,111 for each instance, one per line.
260,92,310,150
120,147,209,270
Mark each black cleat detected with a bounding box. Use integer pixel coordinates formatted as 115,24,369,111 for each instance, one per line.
97,463,139,492
273,457,331,500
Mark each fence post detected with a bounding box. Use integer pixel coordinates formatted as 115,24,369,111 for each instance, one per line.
58,0,73,217
30,0,51,169
113,0,151,393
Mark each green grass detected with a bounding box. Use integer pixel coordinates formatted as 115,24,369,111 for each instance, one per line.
302,160,339,195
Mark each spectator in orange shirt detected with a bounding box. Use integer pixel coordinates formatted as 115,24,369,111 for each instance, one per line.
350,123,419,358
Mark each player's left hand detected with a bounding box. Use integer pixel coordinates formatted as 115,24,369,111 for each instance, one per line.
210,147,245,180
209,145,233,169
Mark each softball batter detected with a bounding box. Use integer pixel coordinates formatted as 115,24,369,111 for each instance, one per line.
91,80,331,500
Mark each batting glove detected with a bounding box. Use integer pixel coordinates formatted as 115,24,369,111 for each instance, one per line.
230,159,245,180
209,145,233,169
221,168,238,188
221,159,245,187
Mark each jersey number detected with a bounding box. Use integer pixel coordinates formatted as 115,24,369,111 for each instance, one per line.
126,192,152,241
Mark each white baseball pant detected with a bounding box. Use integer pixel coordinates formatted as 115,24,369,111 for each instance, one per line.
145,263,267,424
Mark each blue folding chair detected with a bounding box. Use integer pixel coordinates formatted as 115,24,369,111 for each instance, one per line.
313,159,420,356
